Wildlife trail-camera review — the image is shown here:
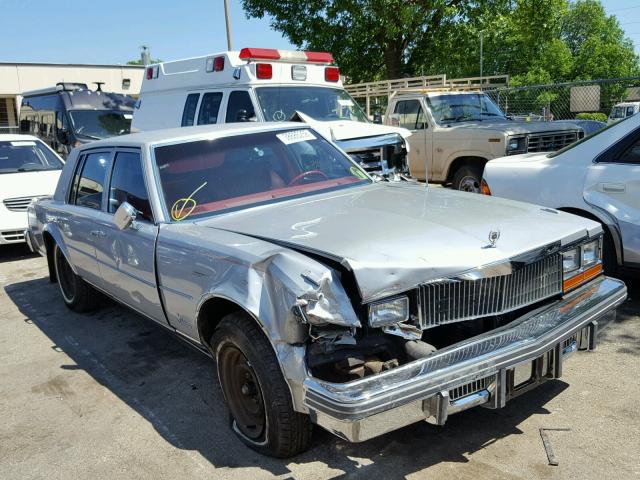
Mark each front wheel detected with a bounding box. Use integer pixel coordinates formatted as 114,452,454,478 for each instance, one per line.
452,164,484,193
53,244,97,312
212,312,312,458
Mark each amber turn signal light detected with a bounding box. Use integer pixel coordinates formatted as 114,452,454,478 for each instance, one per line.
480,179,492,196
563,263,603,293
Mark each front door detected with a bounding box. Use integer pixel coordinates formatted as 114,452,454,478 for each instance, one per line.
92,149,166,323
393,99,432,181
584,129,640,266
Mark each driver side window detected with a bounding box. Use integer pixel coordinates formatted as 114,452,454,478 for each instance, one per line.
394,100,426,130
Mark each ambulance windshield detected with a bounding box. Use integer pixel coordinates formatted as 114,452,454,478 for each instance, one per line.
255,87,369,123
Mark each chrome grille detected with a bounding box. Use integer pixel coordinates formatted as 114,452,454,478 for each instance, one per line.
449,376,492,401
1,230,25,242
527,131,578,152
3,196,34,212
419,254,562,329
348,147,384,171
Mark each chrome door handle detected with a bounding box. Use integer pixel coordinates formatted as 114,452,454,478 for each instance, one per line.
90,230,106,238
601,183,625,193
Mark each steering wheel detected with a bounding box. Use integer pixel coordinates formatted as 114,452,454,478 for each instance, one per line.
288,170,329,186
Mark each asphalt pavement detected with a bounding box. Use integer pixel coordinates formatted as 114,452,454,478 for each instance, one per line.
1,243,638,479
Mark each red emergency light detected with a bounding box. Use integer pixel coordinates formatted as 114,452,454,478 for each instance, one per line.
239,48,334,64
256,63,273,79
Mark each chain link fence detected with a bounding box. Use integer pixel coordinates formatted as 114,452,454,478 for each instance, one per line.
484,77,640,121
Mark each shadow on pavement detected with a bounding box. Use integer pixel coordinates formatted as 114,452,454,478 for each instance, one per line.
0,244,37,264
5,276,598,478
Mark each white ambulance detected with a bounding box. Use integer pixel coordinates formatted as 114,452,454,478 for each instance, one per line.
132,48,411,174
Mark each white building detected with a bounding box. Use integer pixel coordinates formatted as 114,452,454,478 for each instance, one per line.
0,62,144,133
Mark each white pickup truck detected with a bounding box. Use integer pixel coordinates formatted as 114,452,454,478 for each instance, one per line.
132,48,411,175
385,90,584,191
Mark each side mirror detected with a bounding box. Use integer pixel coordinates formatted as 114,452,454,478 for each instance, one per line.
235,109,249,122
114,202,137,230
373,111,383,124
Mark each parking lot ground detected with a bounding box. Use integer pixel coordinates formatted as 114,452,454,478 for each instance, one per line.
0,244,638,480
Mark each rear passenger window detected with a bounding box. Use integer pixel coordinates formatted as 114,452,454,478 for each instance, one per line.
108,151,153,221
225,91,255,122
73,152,110,210
181,93,200,127
197,92,223,125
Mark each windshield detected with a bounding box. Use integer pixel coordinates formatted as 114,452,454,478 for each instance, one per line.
0,140,63,174
255,87,369,123
427,93,506,124
154,128,371,221
69,110,132,140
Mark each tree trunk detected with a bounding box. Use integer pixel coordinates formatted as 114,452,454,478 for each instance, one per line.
383,42,405,80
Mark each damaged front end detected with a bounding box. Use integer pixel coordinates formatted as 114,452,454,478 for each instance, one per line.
285,238,627,443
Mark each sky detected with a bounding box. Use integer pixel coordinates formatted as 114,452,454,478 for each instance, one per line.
0,0,638,67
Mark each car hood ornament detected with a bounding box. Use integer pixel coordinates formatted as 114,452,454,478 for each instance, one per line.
486,229,501,248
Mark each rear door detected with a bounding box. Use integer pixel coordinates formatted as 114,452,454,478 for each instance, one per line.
92,149,165,323
584,127,640,266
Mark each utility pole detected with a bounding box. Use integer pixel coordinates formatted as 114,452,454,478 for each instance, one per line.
479,32,483,89
224,0,233,50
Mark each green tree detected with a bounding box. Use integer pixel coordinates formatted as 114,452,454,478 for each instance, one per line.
241,0,501,82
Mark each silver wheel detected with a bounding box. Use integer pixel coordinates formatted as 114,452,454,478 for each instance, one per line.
458,175,481,193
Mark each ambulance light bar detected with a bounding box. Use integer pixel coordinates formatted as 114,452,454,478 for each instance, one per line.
239,48,334,64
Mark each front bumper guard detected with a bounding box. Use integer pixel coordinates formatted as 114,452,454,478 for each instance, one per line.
303,276,626,442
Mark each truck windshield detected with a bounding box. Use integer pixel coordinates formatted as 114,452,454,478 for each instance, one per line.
154,128,370,220
427,93,506,124
255,87,369,123
69,110,132,140
0,140,63,174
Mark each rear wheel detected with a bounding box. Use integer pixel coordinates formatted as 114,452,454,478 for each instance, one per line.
212,312,312,458
53,244,97,312
452,164,484,193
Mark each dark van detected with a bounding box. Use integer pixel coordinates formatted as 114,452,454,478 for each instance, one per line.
20,82,136,156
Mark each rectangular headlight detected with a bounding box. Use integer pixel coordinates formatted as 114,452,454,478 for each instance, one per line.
562,237,604,293
562,247,580,277
369,296,409,328
582,239,600,267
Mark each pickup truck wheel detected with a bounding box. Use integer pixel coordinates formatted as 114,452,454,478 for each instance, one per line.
53,244,97,312
212,313,312,458
452,165,483,193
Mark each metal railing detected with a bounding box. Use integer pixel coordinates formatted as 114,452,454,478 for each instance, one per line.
345,74,510,115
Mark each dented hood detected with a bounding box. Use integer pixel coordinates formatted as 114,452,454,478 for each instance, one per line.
293,110,411,142
197,183,600,303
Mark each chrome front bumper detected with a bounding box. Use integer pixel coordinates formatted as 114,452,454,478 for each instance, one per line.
303,276,626,442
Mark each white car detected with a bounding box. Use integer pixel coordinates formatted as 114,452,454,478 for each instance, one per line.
0,135,64,245
482,113,640,275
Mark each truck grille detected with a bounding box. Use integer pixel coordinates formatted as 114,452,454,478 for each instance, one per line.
527,131,578,152
1,230,25,242
3,196,34,212
349,147,384,172
418,254,562,329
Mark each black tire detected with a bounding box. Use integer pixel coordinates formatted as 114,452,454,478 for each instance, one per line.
211,312,312,458
452,164,484,193
53,243,98,312
601,227,617,275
